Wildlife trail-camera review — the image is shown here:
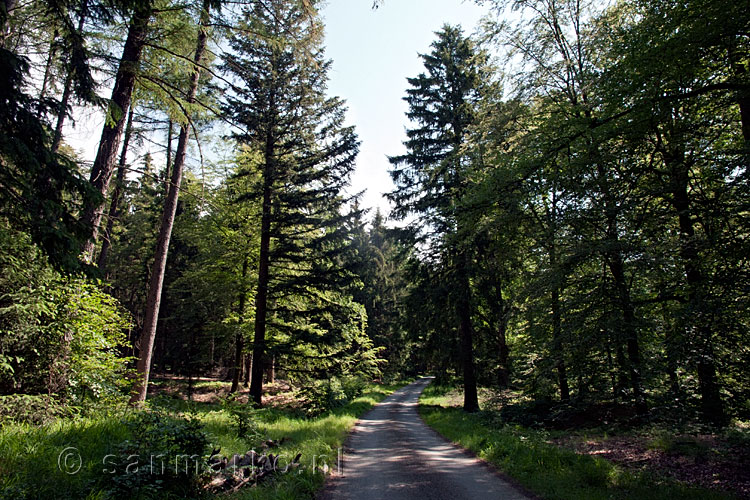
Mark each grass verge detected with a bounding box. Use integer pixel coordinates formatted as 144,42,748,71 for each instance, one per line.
215,380,407,500
418,384,733,500
0,380,407,499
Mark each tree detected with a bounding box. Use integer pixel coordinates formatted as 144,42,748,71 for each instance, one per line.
80,1,154,261
130,0,213,404
350,210,412,376
388,25,491,412
222,0,371,405
0,10,96,271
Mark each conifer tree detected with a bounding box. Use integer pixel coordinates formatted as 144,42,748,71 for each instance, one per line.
222,0,370,405
388,25,490,412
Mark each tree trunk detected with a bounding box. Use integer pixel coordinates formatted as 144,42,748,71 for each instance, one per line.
496,289,510,388
51,8,86,153
0,0,17,46
80,3,152,261
457,251,479,413
130,1,210,404
231,257,249,393
546,185,570,402
265,356,275,384
38,29,58,103
249,152,273,406
594,156,646,414
243,354,251,387
664,145,726,426
551,285,570,401
164,119,173,193
728,43,750,144
608,253,647,414
97,106,134,271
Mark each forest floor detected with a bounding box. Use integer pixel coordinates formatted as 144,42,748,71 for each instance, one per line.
149,375,303,408
420,385,750,500
549,430,750,498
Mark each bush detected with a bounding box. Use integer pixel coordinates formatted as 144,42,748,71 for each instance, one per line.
220,394,262,441
100,411,211,499
299,376,367,417
0,226,133,404
0,394,71,425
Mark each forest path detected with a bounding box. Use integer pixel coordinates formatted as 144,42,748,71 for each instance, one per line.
318,377,530,500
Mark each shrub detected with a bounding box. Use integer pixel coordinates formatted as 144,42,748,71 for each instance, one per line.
297,376,371,417
220,394,262,441
99,411,211,499
0,394,70,425
0,226,132,405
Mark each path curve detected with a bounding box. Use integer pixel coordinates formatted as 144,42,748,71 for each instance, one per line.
319,377,530,500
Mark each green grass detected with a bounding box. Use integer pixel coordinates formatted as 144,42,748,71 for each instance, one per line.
0,411,132,499
0,380,406,500
418,384,733,500
218,381,406,500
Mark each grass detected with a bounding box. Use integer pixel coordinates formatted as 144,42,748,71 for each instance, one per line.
418,384,733,500
0,380,407,500
211,381,406,500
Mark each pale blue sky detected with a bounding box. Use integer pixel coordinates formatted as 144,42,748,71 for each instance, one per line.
320,0,488,218
66,1,490,217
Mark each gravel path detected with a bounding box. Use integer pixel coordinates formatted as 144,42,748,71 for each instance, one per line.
319,377,530,500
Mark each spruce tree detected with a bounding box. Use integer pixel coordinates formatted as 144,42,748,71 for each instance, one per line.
388,25,490,412
222,0,370,405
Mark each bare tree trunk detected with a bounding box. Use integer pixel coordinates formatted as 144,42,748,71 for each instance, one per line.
38,29,58,103
265,356,275,384
728,44,750,143
231,257,249,393
551,285,570,401
496,312,510,388
667,153,725,426
80,3,152,261
52,74,73,153
457,250,479,413
243,354,251,387
97,106,134,271
164,119,173,193
249,154,273,406
242,353,253,388
130,1,210,404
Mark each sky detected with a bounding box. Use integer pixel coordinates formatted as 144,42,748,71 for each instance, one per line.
65,0,491,218
320,0,488,218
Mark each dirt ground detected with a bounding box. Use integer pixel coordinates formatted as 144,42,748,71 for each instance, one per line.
148,376,301,409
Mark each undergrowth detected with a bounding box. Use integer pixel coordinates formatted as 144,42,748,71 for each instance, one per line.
418,384,733,500
0,379,406,500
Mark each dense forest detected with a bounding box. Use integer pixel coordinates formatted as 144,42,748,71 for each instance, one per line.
1,0,749,497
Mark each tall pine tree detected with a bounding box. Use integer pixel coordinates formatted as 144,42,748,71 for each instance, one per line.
222,0,373,405
388,25,491,412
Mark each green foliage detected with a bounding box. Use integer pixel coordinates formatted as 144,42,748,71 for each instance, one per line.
220,394,262,440
389,0,750,429
0,43,97,272
298,376,368,417
0,225,132,404
0,380,406,500
101,411,210,499
0,394,70,426
350,210,414,376
220,0,382,393
419,385,731,500
0,409,211,500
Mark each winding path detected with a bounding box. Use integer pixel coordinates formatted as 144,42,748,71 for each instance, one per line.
319,377,530,500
